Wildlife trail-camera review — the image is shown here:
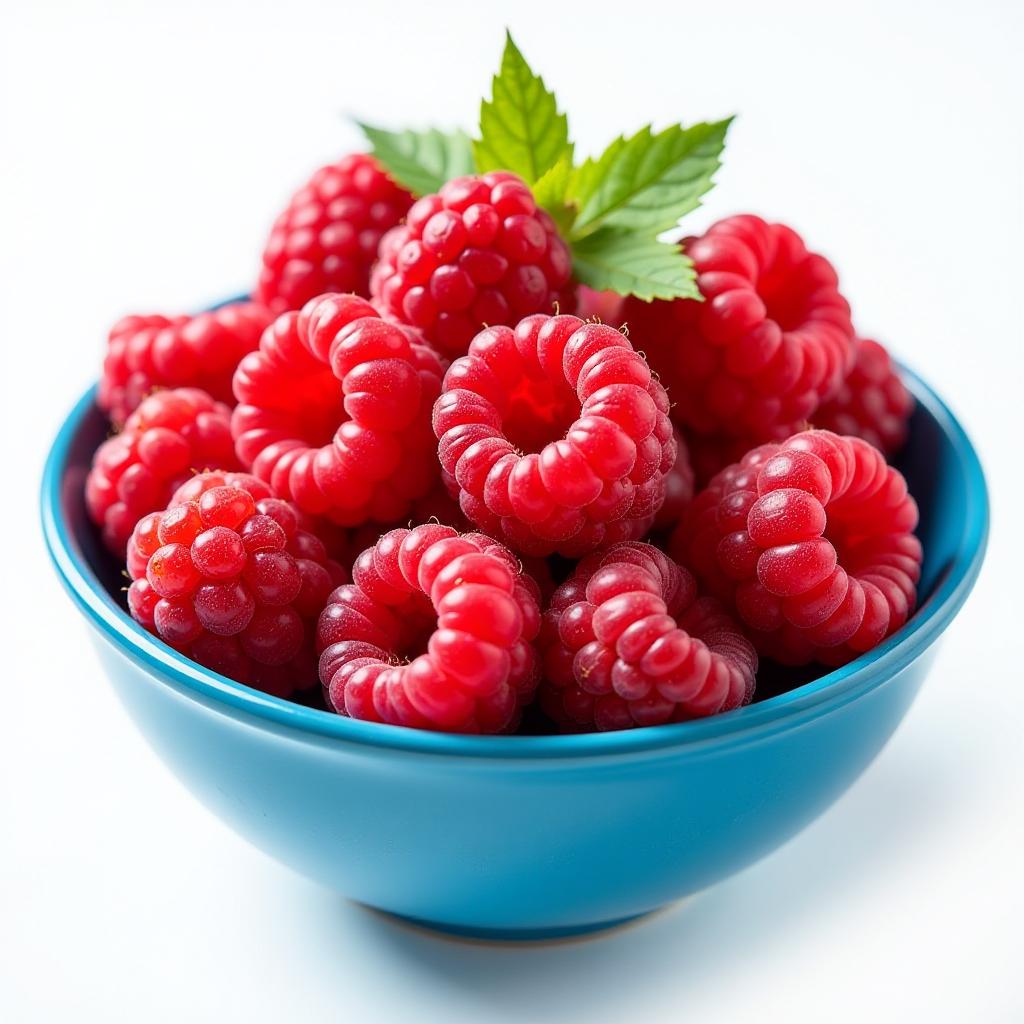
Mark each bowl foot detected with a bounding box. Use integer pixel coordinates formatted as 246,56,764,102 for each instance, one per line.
372,908,656,944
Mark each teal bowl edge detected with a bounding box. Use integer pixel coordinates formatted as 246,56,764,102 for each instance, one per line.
40,367,990,764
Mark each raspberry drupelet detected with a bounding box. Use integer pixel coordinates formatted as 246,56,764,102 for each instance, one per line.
98,302,273,427
671,429,922,666
622,214,855,440
317,523,542,733
231,293,446,527
538,542,757,732
126,479,347,697
86,388,238,555
254,154,413,314
814,337,914,455
370,172,574,358
433,314,676,557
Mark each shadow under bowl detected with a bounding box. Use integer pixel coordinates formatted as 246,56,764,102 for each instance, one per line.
41,367,988,940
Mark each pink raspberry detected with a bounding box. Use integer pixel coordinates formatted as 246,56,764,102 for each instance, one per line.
814,337,913,455
670,429,922,665
538,542,757,732
317,523,542,733
98,302,272,426
370,172,574,358
622,214,855,439
231,293,445,527
126,480,347,697
86,388,238,555
432,314,676,557
254,154,413,314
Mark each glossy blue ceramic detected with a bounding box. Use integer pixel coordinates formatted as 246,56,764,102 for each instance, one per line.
41,369,987,940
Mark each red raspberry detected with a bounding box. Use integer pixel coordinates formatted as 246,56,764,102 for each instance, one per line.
126,480,347,697
317,523,542,733
684,430,766,489
86,388,238,555
327,476,474,571
231,293,445,527
814,338,913,455
670,429,922,665
622,214,855,439
161,468,356,582
653,428,696,532
254,154,413,314
433,314,676,557
370,172,574,358
167,469,274,509
126,471,276,585
409,475,471,531
538,542,757,732
98,303,272,426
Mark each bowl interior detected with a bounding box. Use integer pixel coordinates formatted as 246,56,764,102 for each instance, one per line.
45,367,988,754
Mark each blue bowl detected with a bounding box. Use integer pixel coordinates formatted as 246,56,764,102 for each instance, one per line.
41,369,988,941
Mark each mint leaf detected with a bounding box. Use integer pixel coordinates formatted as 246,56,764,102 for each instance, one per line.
571,229,700,301
474,32,572,186
570,119,732,237
532,156,576,234
358,123,475,197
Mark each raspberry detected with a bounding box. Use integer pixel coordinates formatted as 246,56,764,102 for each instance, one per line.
409,475,472,531
622,214,855,439
231,293,445,527
814,338,913,455
144,469,266,572
158,468,349,582
370,172,574,358
86,388,238,554
334,475,474,567
98,302,272,426
538,542,757,731
576,287,625,326
670,429,922,665
653,428,696,532
433,314,676,557
684,430,766,488
254,154,413,314
317,524,542,733
126,480,347,696
167,469,274,509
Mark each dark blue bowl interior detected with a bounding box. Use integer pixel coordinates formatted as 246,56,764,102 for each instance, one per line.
53,366,983,717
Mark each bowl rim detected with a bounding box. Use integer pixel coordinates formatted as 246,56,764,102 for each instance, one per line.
42,367,989,760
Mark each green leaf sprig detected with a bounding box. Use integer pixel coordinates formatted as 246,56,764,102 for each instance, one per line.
359,32,732,302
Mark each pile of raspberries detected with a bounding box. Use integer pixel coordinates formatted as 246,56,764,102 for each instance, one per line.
86,154,921,736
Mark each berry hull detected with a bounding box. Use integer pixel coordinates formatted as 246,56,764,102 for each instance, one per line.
43,375,987,940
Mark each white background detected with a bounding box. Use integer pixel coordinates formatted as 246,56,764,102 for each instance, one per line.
2,1,1022,1020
